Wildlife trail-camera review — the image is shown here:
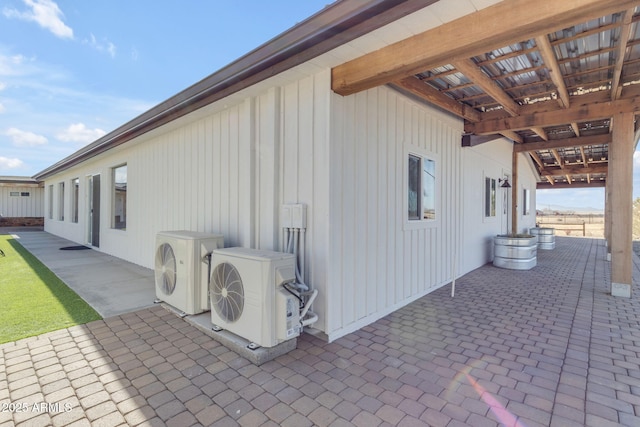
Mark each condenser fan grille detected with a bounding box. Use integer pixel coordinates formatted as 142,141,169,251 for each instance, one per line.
211,262,244,323
155,243,177,295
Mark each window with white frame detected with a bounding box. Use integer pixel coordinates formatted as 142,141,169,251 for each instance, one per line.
58,182,65,221
112,164,127,230
523,188,530,216
48,185,53,219
9,191,19,197
408,153,436,221
72,178,79,223
485,177,496,217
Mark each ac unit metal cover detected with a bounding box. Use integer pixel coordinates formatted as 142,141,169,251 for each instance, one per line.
154,231,224,315
210,247,300,348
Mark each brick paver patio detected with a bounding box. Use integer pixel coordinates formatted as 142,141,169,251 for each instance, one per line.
1,236,639,426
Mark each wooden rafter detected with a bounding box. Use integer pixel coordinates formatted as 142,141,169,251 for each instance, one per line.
392,77,481,122
535,35,571,108
452,59,521,116
610,8,636,100
529,151,545,169
549,21,622,46
579,146,589,166
551,149,565,167
531,127,549,141
500,130,523,143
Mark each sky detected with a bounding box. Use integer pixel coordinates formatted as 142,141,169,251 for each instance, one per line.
0,0,329,174
0,0,638,213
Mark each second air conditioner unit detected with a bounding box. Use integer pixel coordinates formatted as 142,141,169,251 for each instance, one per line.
155,230,224,315
209,247,301,348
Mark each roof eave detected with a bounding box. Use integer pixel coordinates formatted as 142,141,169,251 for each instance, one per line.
34,0,431,181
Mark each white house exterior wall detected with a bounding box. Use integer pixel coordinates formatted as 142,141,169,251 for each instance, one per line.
41,68,539,341
0,186,44,217
41,70,334,329
460,139,539,274
325,85,464,341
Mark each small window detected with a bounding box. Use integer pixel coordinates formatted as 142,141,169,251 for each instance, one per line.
523,188,530,216
48,185,53,219
485,177,496,217
58,182,65,221
408,153,436,221
9,191,19,197
112,164,127,230
20,192,30,197
72,178,79,223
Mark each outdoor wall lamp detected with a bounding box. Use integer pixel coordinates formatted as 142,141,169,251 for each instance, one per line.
499,177,511,188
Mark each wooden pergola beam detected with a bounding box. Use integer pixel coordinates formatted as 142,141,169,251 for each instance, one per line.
537,180,605,189
540,164,608,176
514,134,612,152
466,94,640,135
331,0,640,95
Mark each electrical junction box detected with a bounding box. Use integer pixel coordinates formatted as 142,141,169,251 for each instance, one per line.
281,204,306,228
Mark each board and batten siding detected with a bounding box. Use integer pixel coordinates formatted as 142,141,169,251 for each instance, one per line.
41,70,335,331
44,97,255,268
325,85,464,341
0,186,44,217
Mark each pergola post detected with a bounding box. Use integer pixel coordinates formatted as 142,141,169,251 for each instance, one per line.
512,149,518,235
608,112,634,298
605,179,612,260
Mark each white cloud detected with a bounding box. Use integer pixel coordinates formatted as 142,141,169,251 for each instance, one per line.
83,34,117,58
56,123,106,144
0,156,24,169
6,127,48,146
0,54,35,76
3,0,73,39
0,102,5,113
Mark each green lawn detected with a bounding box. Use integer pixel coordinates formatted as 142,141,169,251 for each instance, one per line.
0,235,101,344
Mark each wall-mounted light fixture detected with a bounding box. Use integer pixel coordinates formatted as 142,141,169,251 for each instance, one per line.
499,177,511,188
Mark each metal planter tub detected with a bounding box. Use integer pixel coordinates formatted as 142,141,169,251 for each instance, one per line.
493,235,537,270
530,227,555,250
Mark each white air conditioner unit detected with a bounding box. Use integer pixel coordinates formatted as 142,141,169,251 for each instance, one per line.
210,247,301,348
155,231,224,315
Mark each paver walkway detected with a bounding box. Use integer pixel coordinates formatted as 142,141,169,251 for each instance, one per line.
1,237,639,426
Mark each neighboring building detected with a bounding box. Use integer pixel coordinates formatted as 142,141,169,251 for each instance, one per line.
0,176,44,227
34,0,623,341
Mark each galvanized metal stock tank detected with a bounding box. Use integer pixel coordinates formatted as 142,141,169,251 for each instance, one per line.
530,227,556,250
493,235,537,270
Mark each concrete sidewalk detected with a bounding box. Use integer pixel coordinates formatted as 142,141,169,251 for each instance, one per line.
2,230,155,318
1,236,640,426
